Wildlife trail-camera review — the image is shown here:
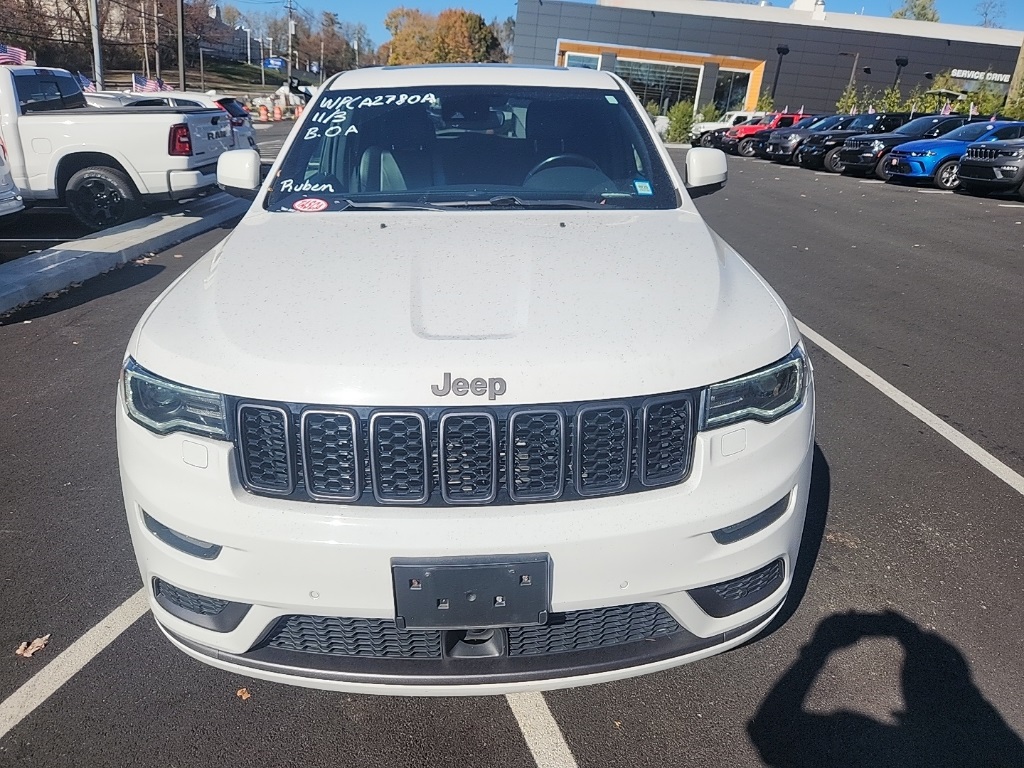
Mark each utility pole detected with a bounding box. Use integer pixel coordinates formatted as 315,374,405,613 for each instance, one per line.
286,0,294,82
320,38,324,84
200,47,205,91
176,0,185,90
259,38,265,87
140,1,150,78
153,0,161,79
87,0,104,89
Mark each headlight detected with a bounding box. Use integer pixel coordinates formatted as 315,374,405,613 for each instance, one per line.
702,346,807,429
870,140,886,152
908,150,935,157
999,149,1024,158
787,133,801,141
122,358,227,438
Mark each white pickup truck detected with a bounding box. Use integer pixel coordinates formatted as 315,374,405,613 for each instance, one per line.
0,65,235,229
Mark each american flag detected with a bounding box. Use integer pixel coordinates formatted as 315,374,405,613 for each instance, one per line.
76,71,96,93
968,102,979,116
867,105,876,114
0,43,28,65
940,101,953,116
133,73,170,93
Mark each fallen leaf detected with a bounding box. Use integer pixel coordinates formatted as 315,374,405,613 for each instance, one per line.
236,687,252,700
173,253,184,259
15,634,51,658
613,720,622,729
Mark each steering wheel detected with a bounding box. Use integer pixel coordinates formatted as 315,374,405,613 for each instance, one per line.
524,153,602,182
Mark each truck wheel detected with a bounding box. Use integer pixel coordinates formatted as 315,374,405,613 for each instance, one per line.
874,153,893,181
66,167,141,231
823,147,844,173
738,138,757,157
933,160,960,190
699,133,714,148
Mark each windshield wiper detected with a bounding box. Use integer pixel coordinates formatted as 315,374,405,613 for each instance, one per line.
334,199,445,212
433,195,604,209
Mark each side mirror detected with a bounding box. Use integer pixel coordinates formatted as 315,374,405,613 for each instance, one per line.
685,147,728,196
217,149,262,200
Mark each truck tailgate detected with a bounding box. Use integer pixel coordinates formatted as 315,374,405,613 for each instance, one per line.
183,110,235,159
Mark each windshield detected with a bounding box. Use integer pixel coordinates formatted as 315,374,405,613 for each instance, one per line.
808,115,846,131
895,116,948,136
846,114,881,130
943,122,998,141
754,115,774,125
267,85,676,212
790,116,818,129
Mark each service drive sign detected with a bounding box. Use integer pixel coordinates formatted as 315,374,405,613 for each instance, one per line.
951,69,1011,84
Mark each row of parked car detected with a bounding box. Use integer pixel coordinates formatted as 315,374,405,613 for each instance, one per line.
692,110,1024,196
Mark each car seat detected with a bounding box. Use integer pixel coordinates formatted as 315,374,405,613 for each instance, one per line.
354,106,444,192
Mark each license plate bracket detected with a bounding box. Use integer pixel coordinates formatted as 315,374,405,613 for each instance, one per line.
392,553,551,630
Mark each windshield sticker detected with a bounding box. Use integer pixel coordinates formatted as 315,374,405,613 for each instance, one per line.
279,179,335,193
633,180,653,196
292,198,329,212
605,95,619,104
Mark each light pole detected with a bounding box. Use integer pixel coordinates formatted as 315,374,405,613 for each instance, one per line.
838,51,860,89
176,0,185,91
153,2,162,80
259,37,265,87
894,56,909,88
770,44,790,101
238,25,251,65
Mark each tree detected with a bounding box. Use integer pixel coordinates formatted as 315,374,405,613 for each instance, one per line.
665,100,694,143
491,16,514,60
384,7,436,64
892,0,939,22
976,0,1005,28
433,9,503,63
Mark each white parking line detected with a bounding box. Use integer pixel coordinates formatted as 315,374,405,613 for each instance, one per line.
997,203,1024,208
798,321,1024,496
506,692,579,767
916,190,952,194
0,589,148,740
858,180,885,184
2,322,1021,753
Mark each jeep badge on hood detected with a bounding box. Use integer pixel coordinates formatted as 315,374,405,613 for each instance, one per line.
431,373,507,400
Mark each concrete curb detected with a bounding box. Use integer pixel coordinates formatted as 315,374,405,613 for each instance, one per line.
0,193,248,316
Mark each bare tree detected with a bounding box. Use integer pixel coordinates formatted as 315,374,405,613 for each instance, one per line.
976,0,1005,27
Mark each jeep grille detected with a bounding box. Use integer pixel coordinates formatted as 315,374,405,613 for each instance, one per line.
233,394,696,506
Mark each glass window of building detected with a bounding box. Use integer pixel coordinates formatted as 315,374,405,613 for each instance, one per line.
565,53,600,69
713,70,751,113
613,59,700,113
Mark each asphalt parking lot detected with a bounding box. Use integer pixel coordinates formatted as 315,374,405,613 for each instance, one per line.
0,130,1022,766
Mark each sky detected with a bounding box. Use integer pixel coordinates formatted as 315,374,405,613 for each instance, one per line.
235,0,1024,54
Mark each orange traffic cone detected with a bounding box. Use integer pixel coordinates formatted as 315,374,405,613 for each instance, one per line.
258,105,269,122
272,105,282,122
295,104,304,119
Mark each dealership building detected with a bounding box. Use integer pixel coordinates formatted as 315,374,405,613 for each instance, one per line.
512,0,1024,114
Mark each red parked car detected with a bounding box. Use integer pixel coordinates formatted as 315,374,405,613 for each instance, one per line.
720,113,806,156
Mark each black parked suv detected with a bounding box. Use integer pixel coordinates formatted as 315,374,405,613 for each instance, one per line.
839,115,988,180
767,114,855,163
798,112,918,173
749,115,829,159
957,139,1024,198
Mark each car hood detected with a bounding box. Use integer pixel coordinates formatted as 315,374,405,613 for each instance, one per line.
849,132,921,144
891,137,967,154
130,209,797,406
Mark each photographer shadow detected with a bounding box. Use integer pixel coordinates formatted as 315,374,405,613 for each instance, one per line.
749,610,1024,767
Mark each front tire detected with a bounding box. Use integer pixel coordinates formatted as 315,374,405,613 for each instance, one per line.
874,153,894,181
699,132,714,148
738,138,757,157
66,167,141,231
933,160,960,190
823,147,845,173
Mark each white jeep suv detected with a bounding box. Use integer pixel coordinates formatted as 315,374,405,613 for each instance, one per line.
117,65,814,696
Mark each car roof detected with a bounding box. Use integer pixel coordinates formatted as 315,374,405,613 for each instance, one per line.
325,64,621,91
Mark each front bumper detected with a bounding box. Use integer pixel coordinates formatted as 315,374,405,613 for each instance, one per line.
118,383,815,695
720,136,741,153
886,155,937,180
838,149,883,172
767,141,798,161
957,160,1024,189
797,144,833,167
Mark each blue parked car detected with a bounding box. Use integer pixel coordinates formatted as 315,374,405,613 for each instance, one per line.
887,121,1024,189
